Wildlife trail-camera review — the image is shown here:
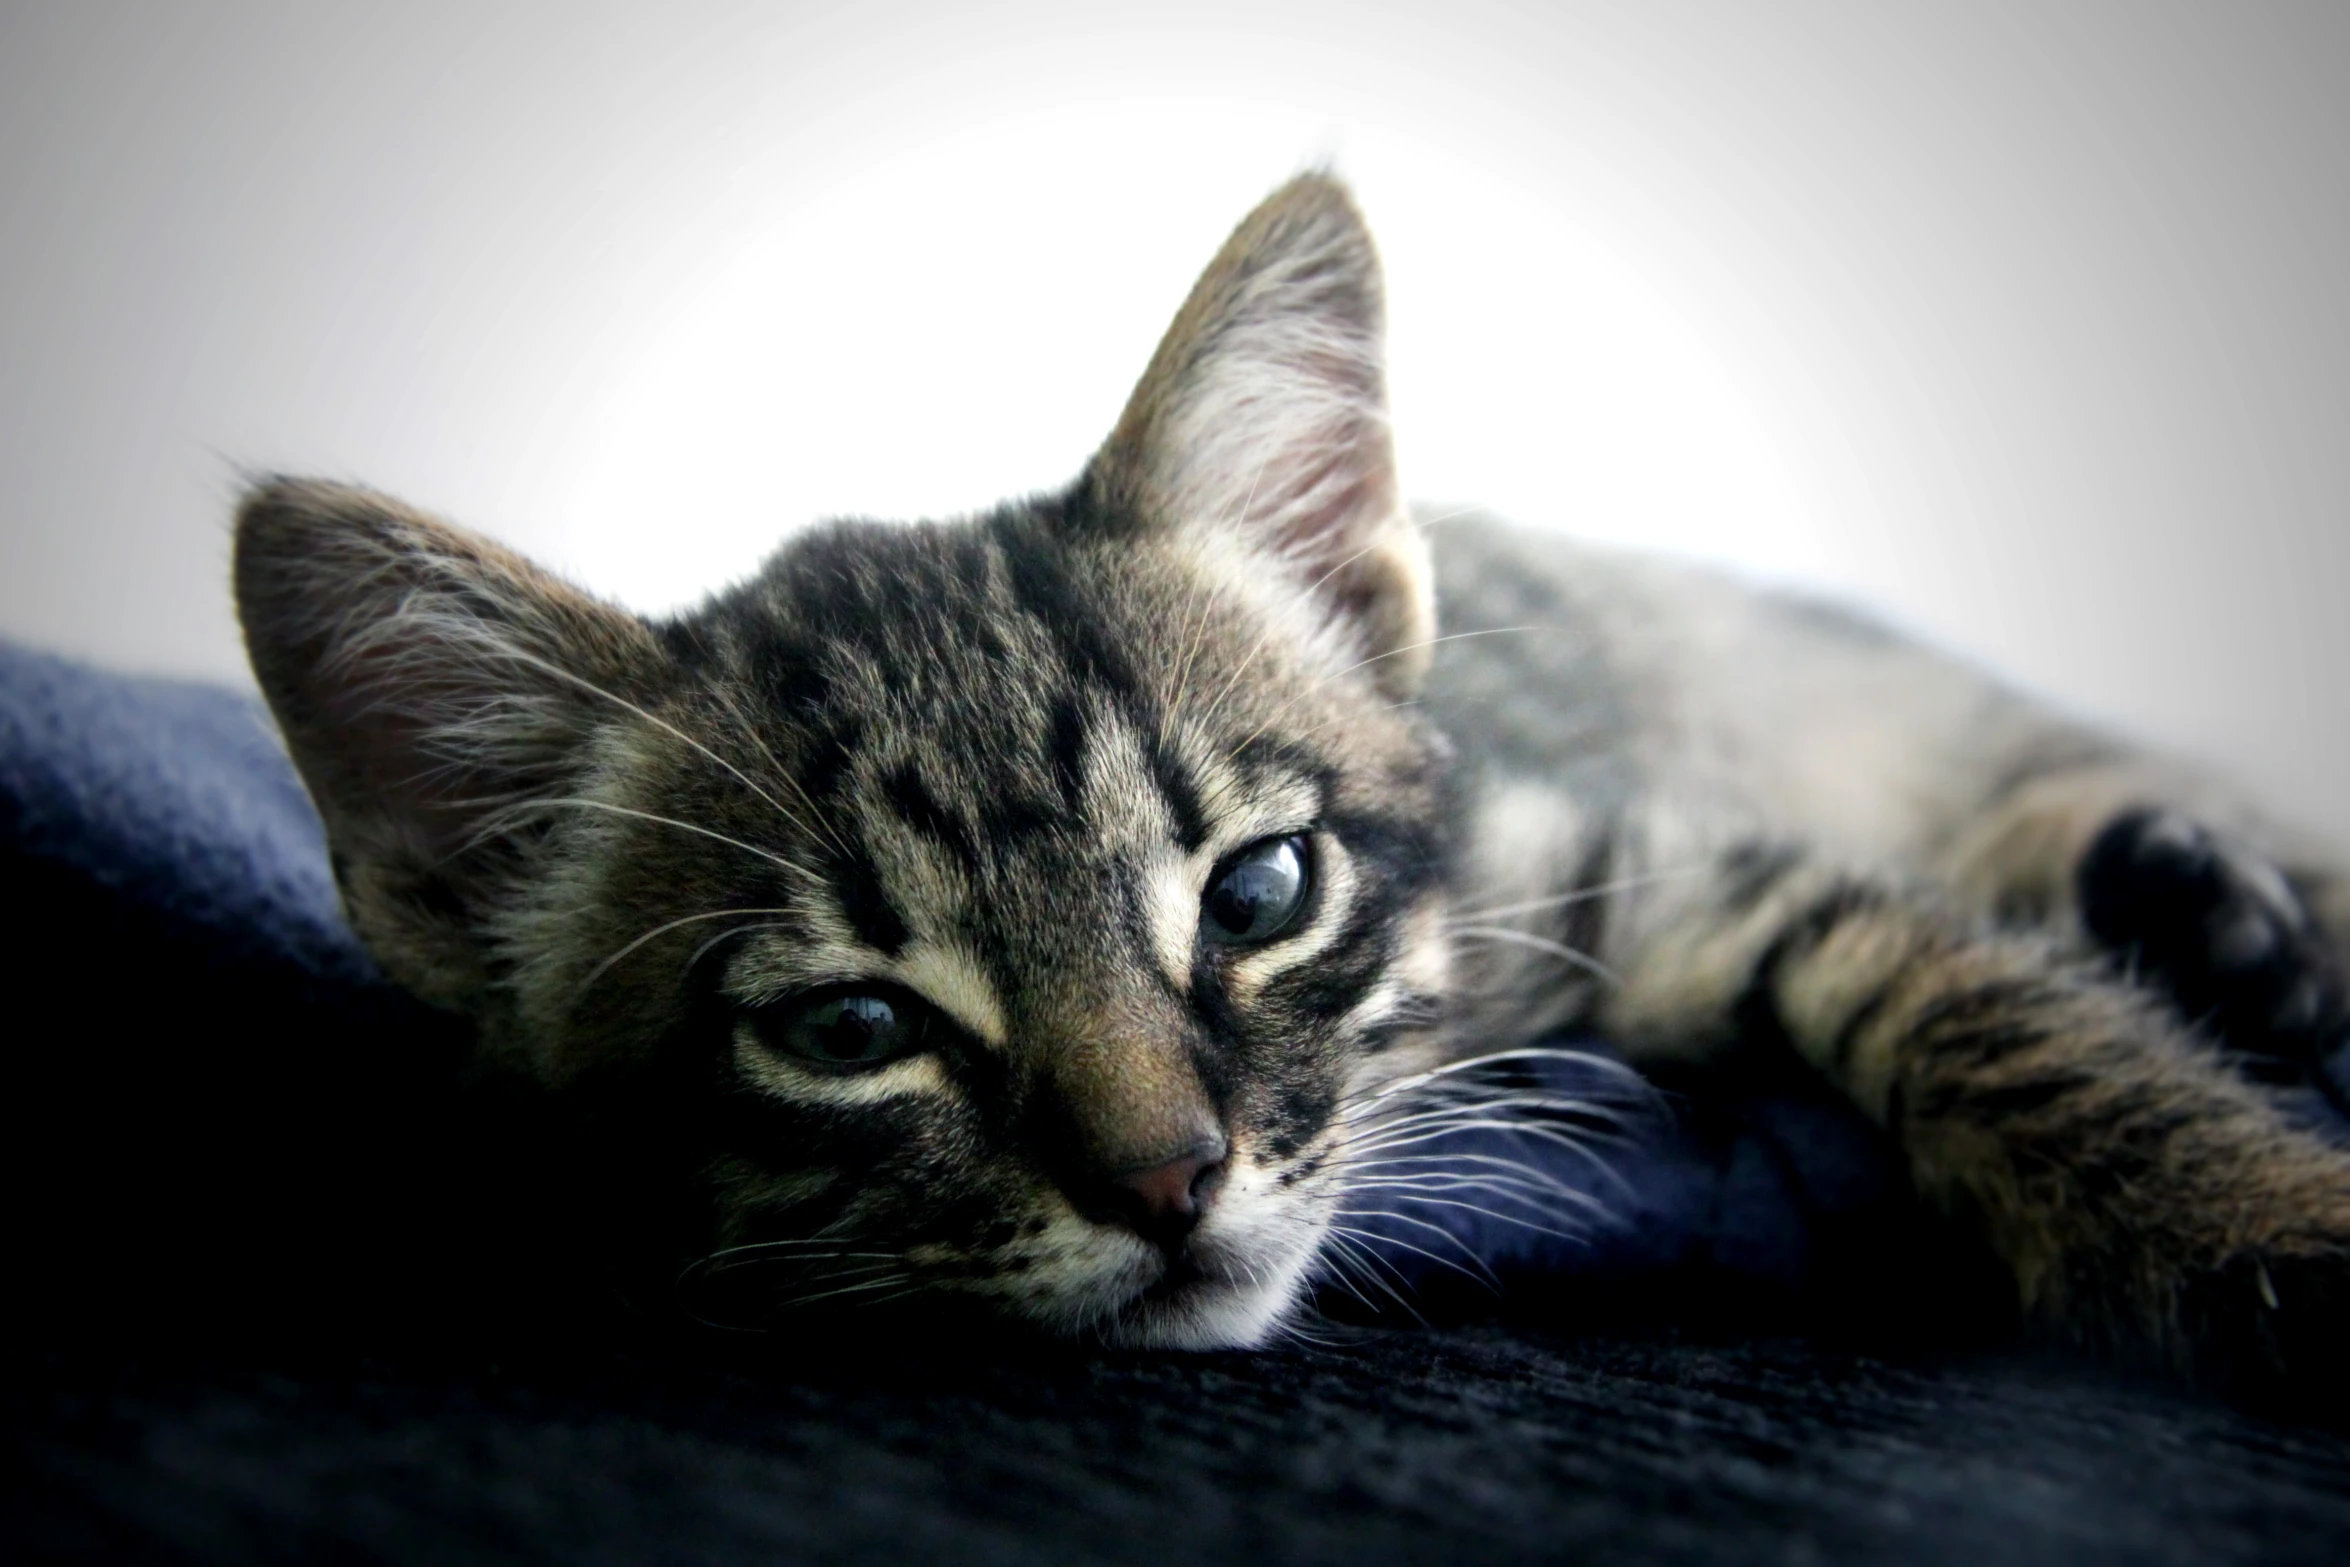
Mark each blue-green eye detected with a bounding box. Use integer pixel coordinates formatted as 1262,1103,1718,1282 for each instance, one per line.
753,987,931,1068
1202,834,1311,946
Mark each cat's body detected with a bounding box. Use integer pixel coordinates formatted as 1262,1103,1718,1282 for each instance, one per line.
237,176,2350,1407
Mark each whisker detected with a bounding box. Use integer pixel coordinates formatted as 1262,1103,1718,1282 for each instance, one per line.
772,1272,920,1311
1414,503,1488,530
701,1262,909,1297
1340,1175,1590,1213
1324,1221,1496,1291
1216,626,1539,770
688,1234,884,1259
1283,697,1425,749
1163,573,1222,729
1340,1192,1594,1243
1311,1235,1401,1319
1342,1150,1621,1195
1339,1045,1645,1109
1342,1082,1641,1117
1445,925,1619,985
1341,1122,1644,1196
693,1248,905,1274
474,796,824,886
477,641,837,854
1166,446,1276,724
1315,1229,1429,1323
1340,1102,1641,1144
1441,864,1705,925
1337,1164,1602,1207
708,681,859,863
575,905,796,1000
688,921,794,972
1189,522,1394,739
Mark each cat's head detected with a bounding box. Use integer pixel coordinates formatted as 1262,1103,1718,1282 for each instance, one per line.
237,174,1456,1346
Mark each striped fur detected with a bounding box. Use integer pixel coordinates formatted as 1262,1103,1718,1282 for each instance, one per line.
237,174,2350,1398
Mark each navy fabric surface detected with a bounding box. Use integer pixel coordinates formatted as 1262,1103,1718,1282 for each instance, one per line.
0,640,366,979
0,636,1939,1330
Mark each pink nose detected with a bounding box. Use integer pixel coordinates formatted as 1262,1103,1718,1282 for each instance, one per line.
1112,1142,1227,1246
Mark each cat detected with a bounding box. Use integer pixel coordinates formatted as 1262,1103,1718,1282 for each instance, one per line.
235,173,2350,1402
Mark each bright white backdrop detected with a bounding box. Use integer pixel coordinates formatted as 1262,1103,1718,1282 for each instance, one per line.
4,3,2346,835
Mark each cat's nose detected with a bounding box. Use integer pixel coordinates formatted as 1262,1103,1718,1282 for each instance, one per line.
1109,1138,1228,1248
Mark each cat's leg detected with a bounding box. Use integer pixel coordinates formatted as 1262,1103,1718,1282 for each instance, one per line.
1939,761,2350,1106
1595,832,2350,1408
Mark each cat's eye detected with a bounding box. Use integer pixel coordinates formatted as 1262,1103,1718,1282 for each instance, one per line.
749,986,933,1069
1202,834,1312,947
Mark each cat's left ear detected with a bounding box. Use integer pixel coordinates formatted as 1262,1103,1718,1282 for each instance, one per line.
235,478,670,1012
1090,172,1436,698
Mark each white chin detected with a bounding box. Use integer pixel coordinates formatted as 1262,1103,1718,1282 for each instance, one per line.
1098,1278,1293,1349
1094,1245,1320,1349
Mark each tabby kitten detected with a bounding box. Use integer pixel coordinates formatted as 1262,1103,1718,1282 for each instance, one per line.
238,174,2350,1396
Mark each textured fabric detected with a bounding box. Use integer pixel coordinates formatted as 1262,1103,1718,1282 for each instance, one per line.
0,638,359,977
10,1324,2350,1564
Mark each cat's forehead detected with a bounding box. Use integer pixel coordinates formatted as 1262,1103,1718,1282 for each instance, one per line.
689,508,1356,787
649,508,1419,988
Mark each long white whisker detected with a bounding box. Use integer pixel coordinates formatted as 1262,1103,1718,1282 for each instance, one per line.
1283,697,1425,749
1308,1247,1381,1315
1442,864,1705,925
681,1234,888,1268
1325,1222,1496,1291
1343,1094,1643,1134
484,642,834,852
1446,925,1619,984
1338,1166,1600,1206
688,921,794,971
1342,1151,1616,1194
1166,445,1276,724
1341,1108,1639,1149
1340,1045,1643,1109
1317,1230,1432,1321
483,797,824,885
1351,1123,1643,1201
1189,510,1389,739
1218,626,1539,770
1414,504,1488,530
708,680,858,862
1342,1173,1589,1206
576,905,796,999
1341,1122,1644,1193
1340,1193,1594,1241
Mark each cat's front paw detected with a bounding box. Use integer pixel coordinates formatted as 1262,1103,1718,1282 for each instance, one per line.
2079,809,2350,1104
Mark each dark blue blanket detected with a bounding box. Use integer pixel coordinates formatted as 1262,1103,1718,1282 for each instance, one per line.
0,638,1947,1339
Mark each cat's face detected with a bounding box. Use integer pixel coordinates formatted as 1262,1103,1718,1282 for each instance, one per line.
238,175,1455,1345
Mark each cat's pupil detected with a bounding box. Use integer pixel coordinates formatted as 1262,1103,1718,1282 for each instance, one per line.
784,993,916,1064
1204,835,1309,945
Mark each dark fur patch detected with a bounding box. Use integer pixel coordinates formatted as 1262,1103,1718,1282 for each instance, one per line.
882,762,978,867
830,839,910,956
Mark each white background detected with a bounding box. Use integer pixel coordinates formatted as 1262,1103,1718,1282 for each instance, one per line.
4,2,2346,835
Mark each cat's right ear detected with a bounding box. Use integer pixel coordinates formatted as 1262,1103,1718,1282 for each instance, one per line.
235,478,667,1009
1089,172,1436,699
